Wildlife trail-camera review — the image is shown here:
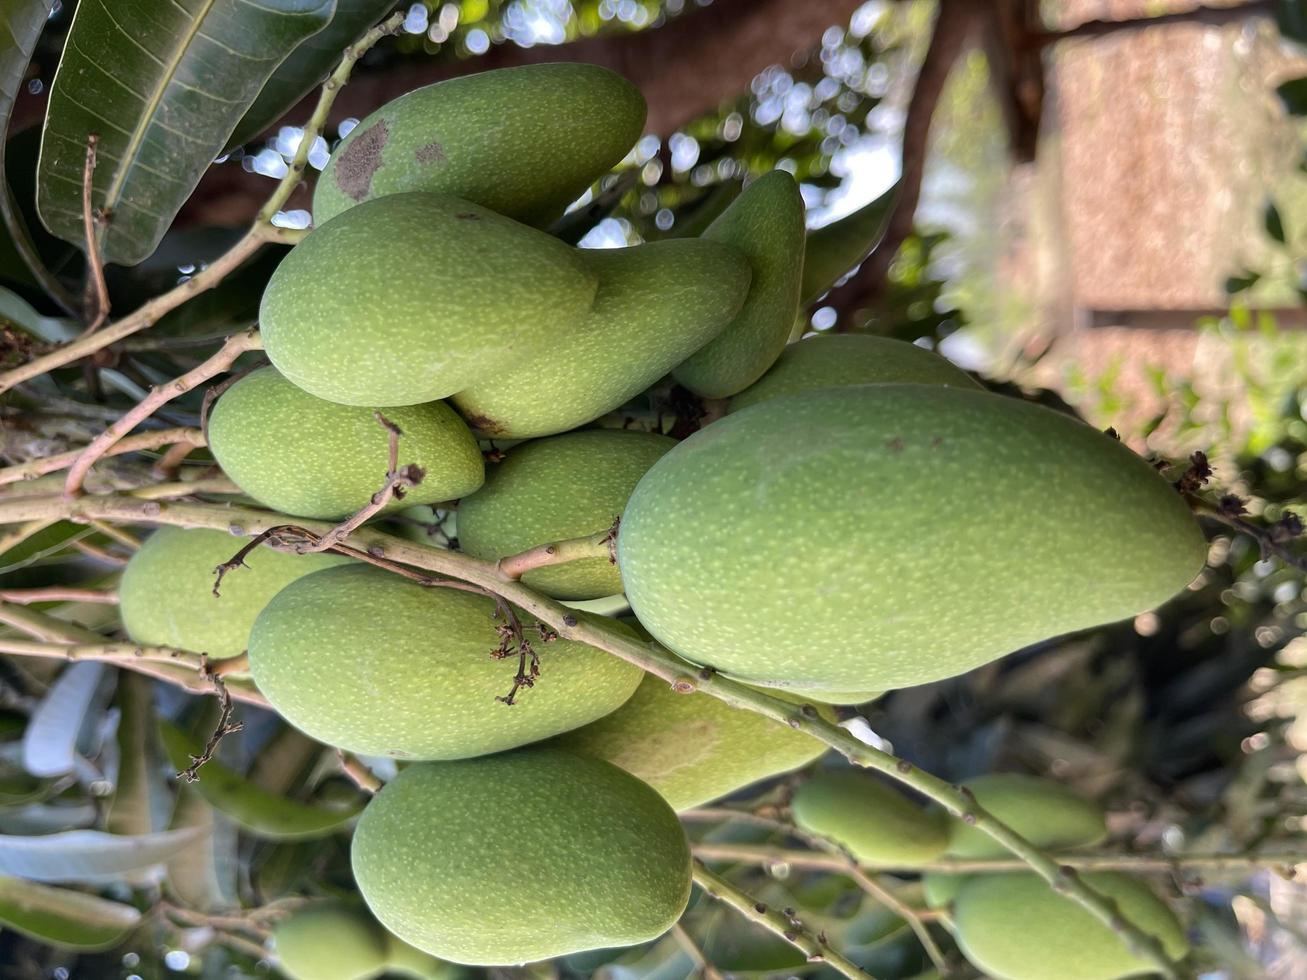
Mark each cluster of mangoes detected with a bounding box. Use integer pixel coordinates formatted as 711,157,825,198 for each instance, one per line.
794,771,1190,980
114,63,1209,971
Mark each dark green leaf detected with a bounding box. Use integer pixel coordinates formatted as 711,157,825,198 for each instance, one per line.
160,721,361,840
227,0,399,150
1276,0,1307,43
1265,200,1286,244
1224,271,1261,295
0,875,141,950
0,826,203,882
1275,76,1307,115
37,0,334,266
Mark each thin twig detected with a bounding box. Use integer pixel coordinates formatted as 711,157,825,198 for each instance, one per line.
0,518,55,556
70,539,127,566
0,12,406,395
0,491,1199,977
0,587,117,605
691,842,1304,880
692,860,870,978
495,518,620,581
178,662,242,782
151,440,199,480
297,412,425,554
336,749,383,794
88,520,140,551
1191,499,1307,573
80,134,110,334
62,329,263,498
0,428,205,487
671,923,724,980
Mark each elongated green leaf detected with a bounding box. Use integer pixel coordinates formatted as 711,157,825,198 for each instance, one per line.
160,722,360,840
105,673,154,836
37,0,334,266
22,662,105,778
227,0,397,150
0,875,141,950
0,826,203,882
0,282,76,341
801,183,898,305
164,784,229,910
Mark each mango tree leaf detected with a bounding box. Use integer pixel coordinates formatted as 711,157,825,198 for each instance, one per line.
226,0,398,150
22,662,106,778
1276,76,1307,115
801,182,898,305
0,283,77,342
0,826,203,882
1265,200,1287,245
0,875,141,950
164,784,233,910
160,721,361,840
36,0,334,266
105,674,155,836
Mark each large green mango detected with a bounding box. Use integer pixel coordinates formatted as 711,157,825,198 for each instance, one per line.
452,238,750,438
729,334,981,413
248,565,642,759
791,770,949,866
457,429,675,599
119,528,348,660
618,384,1207,695
947,773,1106,859
953,873,1188,980
554,673,827,811
314,64,646,227
261,193,598,407
672,171,806,397
351,748,692,965
209,367,483,520
271,900,389,980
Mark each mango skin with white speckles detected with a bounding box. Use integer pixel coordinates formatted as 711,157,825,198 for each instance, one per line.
952,873,1188,980
618,384,1207,695
314,64,645,228
791,770,949,866
945,773,1107,859
119,528,349,660
261,193,598,407
729,334,981,413
247,564,643,759
271,900,389,980
553,673,828,810
456,429,675,599
672,171,806,398
209,367,483,520
452,238,750,438
351,748,692,966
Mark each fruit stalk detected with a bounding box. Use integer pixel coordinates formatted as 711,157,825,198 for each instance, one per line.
693,843,1304,877
691,859,870,978
0,12,407,397
0,492,1192,977
495,522,619,581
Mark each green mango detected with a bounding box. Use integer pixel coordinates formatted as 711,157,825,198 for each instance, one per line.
729,334,981,413
952,873,1188,980
313,63,646,227
618,384,1207,695
457,429,675,599
351,748,692,965
385,933,465,980
791,770,949,866
672,171,806,397
947,773,1107,859
452,238,750,438
921,872,967,910
119,528,348,660
272,900,389,980
248,564,643,759
800,184,896,305
209,367,483,520
261,193,598,407
553,673,828,811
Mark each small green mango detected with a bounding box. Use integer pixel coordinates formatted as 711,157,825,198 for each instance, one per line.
952,873,1188,980
209,367,483,520
947,773,1107,859
791,770,949,866
314,63,645,227
261,193,598,407
672,171,806,397
120,528,348,660
800,184,896,304
553,673,827,811
457,429,675,599
921,872,967,910
618,384,1207,694
351,748,692,965
452,238,750,438
248,564,642,759
385,933,465,980
272,900,389,980
729,334,981,413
